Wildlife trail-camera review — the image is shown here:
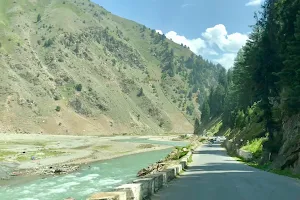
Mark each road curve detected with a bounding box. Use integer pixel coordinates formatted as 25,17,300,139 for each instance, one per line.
152,143,300,200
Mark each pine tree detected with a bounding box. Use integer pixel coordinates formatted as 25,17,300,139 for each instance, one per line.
201,100,210,123
194,118,200,135
278,10,300,115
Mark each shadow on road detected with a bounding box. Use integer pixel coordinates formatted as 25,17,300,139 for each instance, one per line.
186,162,255,172
192,149,225,155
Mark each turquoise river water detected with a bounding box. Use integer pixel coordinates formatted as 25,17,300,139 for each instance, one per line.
0,138,187,200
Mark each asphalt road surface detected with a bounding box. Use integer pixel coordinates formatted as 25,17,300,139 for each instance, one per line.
152,143,300,200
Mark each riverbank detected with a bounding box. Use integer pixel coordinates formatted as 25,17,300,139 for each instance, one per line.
1,148,175,200
86,136,201,200
0,134,184,185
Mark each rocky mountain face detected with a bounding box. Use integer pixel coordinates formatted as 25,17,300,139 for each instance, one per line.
0,0,222,135
273,114,300,174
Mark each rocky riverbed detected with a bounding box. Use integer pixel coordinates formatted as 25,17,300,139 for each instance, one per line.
0,134,184,185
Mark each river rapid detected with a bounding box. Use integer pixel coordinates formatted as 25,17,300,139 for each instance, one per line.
0,138,187,200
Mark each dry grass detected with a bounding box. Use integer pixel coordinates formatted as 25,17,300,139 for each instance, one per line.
137,144,155,149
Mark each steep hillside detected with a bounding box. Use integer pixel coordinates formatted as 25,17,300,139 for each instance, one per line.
206,0,300,175
0,0,222,135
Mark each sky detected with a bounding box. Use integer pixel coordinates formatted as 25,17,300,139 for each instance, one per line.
93,0,264,69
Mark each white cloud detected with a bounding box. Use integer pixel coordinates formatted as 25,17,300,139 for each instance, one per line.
213,53,236,69
155,24,248,69
202,24,248,53
181,4,194,8
165,31,207,55
206,49,219,56
156,30,163,35
245,0,263,6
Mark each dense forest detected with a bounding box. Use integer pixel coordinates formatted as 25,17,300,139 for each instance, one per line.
197,0,300,173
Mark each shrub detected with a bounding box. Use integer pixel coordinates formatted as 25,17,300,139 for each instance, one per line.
54,96,60,101
159,120,164,127
242,138,266,158
137,87,144,97
75,84,82,91
44,38,54,47
112,58,116,66
55,106,61,112
37,14,41,22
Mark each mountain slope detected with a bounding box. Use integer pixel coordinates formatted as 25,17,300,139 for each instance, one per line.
0,0,222,135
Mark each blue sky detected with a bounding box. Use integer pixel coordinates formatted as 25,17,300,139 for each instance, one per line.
93,0,264,69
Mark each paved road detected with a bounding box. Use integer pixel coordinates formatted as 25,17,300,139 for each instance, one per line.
152,143,300,200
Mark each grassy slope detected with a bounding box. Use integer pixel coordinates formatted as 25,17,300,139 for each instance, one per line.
0,0,219,135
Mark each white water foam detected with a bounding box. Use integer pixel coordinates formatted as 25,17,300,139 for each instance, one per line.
54,181,80,188
40,181,57,187
48,188,67,194
91,166,100,170
77,174,100,182
20,190,32,195
62,174,77,179
81,188,99,196
98,178,122,185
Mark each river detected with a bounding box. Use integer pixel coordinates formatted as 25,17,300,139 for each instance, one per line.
0,138,187,200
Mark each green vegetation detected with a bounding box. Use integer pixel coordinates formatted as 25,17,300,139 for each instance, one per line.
196,0,300,176
241,138,266,158
55,106,61,112
0,149,63,162
75,84,82,92
37,14,41,22
268,169,300,180
137,144,155,149
165,145,192,161
187,153,193,163
233,158,300,180
54,95,60,101
43,38,54,47
0,151,15,161
16,150,64,161
201,100,210,123
207,120,222,136
199,137,206,143
137,87,144,97
193,118,200,135
93,145,112,150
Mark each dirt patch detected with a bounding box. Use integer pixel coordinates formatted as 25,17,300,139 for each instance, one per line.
28,0,37,3
137,144,155,149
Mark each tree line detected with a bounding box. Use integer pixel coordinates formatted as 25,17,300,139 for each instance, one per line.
198,0,300,154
